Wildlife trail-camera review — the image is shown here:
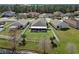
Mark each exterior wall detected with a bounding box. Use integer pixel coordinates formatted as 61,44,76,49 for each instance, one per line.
77,21,79,29
31,28,47,32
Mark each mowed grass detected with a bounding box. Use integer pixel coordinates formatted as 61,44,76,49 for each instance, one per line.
0,39,12,48
17,29,53,53
25,29,53,41
52,27,79,54
0,22,11,35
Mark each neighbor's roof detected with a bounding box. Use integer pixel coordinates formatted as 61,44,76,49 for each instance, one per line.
11,19,29,26
74,11,79,15
63,13,74,16
53,11,63,16
51,19,66,25
2,11,15,16
18,19,29,26
39,13,53,18
17,13,28,19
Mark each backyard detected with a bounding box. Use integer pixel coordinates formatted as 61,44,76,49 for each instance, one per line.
17,28,54,53
52,27,79,53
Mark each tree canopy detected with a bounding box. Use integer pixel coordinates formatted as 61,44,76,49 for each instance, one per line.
0,4,79,13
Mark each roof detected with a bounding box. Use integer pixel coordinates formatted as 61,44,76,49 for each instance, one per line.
53,11,63,16
39,13,53,18
28,12,40,16
18,19,29,26
2,11,15,17
51,19,67,26
9,26,18,29
31,18,47,27
11,19,29,26
31,26,47,29
63,13,74,16
39,13,47,18
0,18,17,22
74,11,79,15
65,17,79,22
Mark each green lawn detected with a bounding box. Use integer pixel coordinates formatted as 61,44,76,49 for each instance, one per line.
17,29,54,53
1,23,79,54
24,29,53,41
0,22,11,35
0,39,12,48
53,27,79,54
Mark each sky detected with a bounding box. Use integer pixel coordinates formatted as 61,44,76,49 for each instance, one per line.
0,0,79,4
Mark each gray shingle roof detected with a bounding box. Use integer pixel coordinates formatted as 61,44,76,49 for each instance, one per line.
11,19,29,26
31,18,47,27
2,11,15,17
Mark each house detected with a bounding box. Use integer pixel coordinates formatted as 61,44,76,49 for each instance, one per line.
50,19,69,29
27,12,40,18
1,11,16,17
62,13,74,20
64,17,79,29
30,18,47,32
17,13,28,19
53,11,64,19
47,13,53,18
39,13,53,18
10,19,29,30
74,11,79,16
0,17,17,22
39,13,46,18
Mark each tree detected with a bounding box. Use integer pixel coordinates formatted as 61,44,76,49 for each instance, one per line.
19,34,26,46
50,36,58,48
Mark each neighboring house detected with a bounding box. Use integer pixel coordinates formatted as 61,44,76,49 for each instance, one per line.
39,13,53,18
17,13,28,19
62,13,74,20
1,11,16,17
64,18,79,29
47,13,53,18
30,18,47,32
74,11,79,16
28,12,40,18
0,17,17,22
50,19,69,29
53,11,63,19
10,19,29,30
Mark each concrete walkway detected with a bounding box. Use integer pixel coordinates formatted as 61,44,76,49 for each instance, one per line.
17,24,30,42
50,27,60,44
